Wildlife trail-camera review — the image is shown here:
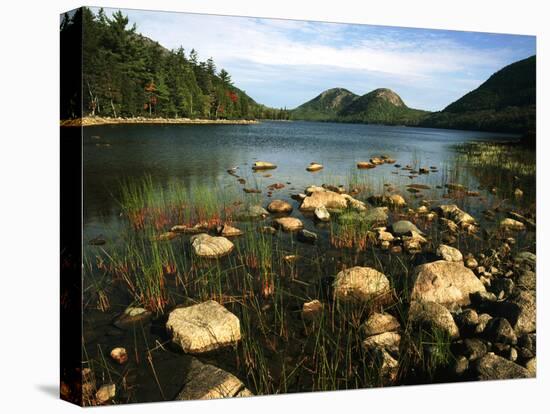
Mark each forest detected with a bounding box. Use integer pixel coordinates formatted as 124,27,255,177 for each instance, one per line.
60,7,290,121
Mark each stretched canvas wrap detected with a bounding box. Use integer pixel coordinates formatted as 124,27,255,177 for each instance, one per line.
60,6,537,406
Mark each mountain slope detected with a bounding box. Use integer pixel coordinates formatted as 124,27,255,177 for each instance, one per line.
291,88,358,121
421,55,536,133
337,88,429,125
291,87,429,125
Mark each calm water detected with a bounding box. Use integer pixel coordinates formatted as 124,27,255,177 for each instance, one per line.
83,120,520,238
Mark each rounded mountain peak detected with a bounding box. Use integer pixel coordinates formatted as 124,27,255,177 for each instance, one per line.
367,88,405,107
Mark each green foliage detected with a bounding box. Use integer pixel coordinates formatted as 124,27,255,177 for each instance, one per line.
61,7,289,120
291,87,429,126
421,56,536,133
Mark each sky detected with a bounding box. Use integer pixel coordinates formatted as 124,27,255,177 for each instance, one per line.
96,7,536,111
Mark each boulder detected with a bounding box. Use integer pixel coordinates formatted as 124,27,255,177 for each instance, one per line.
252,161,277,170
218,224,243,237
362,332,401,355
191,234,234,258
474,353,531,380
410,260,486,306
408,301,459,338
300,190,349,211
267,199,293,214
436,244,463,262
297,229,317,244
389,220,423,236
494,290,536,335
236,205,269,220
166,300,241,353
500,218,525,231
176,358,252,400
437,204,476,225
333,266,390,303
362,313,401,336
314,206,331,222
273,217,304,232
483,317,517,345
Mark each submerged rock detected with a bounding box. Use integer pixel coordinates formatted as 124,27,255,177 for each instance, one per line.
113,306,152,329
333,266,390,303
176,358,252,400
297,229,317,244
236,205,269,220
357,161,376,169
474,353,531,380
167,300,241,353
408,301,459,339
267,199,293,214
410,260,486,306
273,217,304,232
191,234,234,258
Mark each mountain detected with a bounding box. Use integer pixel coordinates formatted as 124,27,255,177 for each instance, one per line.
291,88,358,121
291,87,429,125
420,55,536,133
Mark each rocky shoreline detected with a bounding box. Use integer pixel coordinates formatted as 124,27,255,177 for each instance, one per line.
60,116,260,127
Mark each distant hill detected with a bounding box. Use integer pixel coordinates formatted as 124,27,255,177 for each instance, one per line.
420,55,536,133
291,88,358,121
291,87,429,125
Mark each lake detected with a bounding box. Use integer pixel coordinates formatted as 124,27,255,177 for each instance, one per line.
81,120,535,403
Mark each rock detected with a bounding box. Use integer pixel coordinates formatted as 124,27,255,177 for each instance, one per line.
452,356,469,376
389,220,424,236
459,338,488,361
167,300,241,353
243,187,261,194
517,270,536,291
437,204,476,225
171,223,207,234
410,260,486,306
252,161,277,170
306,162,324,172
267,199,293,214
314,206,330,222
342,194,367,211
475,313,493,334
333,266,391,303
509,347,518,362
110,347,128,365
465,257,478,269
236,205,269,220
474,353,531,380
300,190,349,211
284,254,299,263
267,183,285,191
378,230,394,243
291,193,307,201
258,225,277,235
456,308,479,333
514,188,524,198
436,244,463,262
95,384,116,404
364,207,389,225
362,313,401,336
514,252,536,269
176,358,251,400
373,348,399,384
445,183,466,192
440,218,459,234
297,229,317,244
483,317,517,345
273,217,304,232
494,290,536,335
370,157,385,165
408,301,459,338
113,306,152,329
218,224,243,237
357,161,376,169
302,300,323,320
305,185,326,195
388,194,406,207
362,332,401,355
489,278,515,297
191,234,234,258
500,218,525,231
525,357,536,376
154,231,177,241
89,236,106,246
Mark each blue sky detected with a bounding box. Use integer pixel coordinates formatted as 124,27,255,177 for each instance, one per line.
97,7,535,111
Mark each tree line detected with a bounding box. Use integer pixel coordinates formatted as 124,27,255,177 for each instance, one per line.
60,7,290,120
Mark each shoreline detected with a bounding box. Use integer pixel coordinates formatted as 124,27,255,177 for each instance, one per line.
60,116,260,127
